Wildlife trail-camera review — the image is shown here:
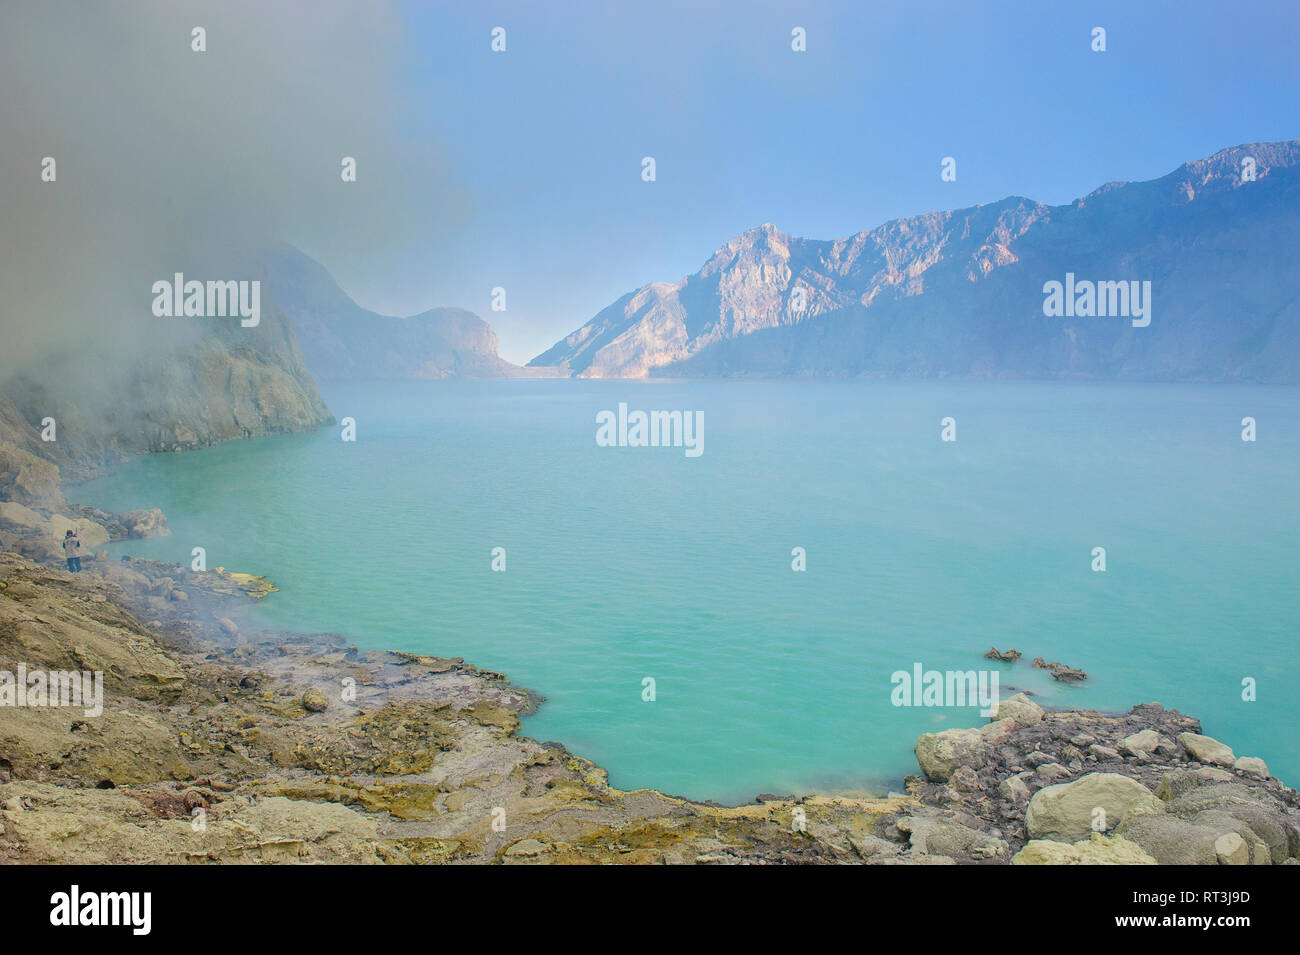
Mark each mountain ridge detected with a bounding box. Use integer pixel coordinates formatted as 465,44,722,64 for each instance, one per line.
529,141,1300,382
262,244,559,381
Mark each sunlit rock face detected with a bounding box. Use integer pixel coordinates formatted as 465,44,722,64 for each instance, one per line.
532,141,1300,383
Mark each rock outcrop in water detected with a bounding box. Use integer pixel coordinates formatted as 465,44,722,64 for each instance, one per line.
1,553,1295,865
530,141,1300,382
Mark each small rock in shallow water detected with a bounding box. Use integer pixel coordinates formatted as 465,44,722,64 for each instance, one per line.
123,508,169,539
1048,663,1087,682
301,688,329,712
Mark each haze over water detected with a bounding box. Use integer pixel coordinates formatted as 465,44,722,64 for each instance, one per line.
73,380,1300,803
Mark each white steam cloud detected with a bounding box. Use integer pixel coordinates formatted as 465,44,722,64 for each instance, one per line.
0,0,468,377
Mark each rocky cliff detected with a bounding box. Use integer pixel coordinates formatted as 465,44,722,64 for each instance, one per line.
0,274,334,565
260,244,551,380
0,285,333,488
531,141,1300,382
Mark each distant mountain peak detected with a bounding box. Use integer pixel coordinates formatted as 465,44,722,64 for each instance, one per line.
261,247,553,381
530,140,1300,383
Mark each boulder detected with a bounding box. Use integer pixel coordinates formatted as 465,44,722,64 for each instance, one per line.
0,501,44,531
1155,768,1233,801
301,688,329,713
1195,810,1274,865
848,834,901,861
896,816,1007,859
1023,751,1058,769
1113,815,1220,865
950,766,981,792
6,511,113,561
44,514,109,552
1012,833,1157,865
0,440,64,509
122,508,170,539
1030,657,1087,680
987,692,1043,726
1177,732,1236,767
1214,832,1249,866
998,772,1032,805
1234,757,1270,778
1025,773,1165,843
1166,784,1297,863
1118,729,1160,758
914,719,1015,782
1048,663,1087,682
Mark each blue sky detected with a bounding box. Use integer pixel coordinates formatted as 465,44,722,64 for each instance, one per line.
299,0,1300,363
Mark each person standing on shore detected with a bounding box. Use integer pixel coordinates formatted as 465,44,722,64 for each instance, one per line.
62,529,82,573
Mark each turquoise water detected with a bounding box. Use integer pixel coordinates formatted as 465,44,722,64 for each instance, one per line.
71,380,1300,802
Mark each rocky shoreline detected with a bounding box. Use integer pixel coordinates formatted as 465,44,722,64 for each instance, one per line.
0,533,1296,865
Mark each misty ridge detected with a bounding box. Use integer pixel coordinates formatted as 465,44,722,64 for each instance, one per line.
5,138,1298,486
269,139,1300,391
1,1,1296,487
0,1,455,477
532,141,1300,383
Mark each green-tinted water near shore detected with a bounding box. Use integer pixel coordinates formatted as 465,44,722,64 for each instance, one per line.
71,380,1300,802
